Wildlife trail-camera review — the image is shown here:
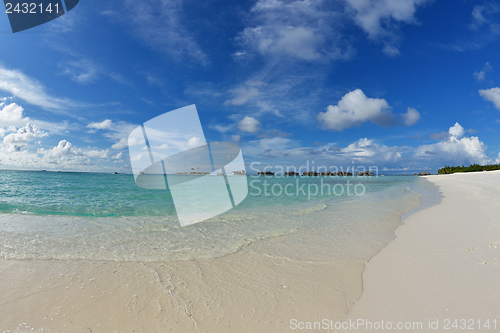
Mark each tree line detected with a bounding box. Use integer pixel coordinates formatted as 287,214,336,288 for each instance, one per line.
438,163,500,174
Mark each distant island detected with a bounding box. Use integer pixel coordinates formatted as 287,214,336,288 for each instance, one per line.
438,164,500,174
257,170,375,176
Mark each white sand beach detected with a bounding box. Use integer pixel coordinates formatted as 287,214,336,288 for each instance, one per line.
343,171,500,332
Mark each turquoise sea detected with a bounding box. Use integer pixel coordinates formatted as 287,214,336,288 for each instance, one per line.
0,170,436,262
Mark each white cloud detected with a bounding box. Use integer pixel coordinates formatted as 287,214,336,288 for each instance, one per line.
242,136,296,157
152,143,170,149
235,0,350,61
470,3,500,30
187,136,204,147
0,66,76,112
2,123,48,151
88,119,113,130
112,138,129,150
0,148,117,173
120,0,208,65
0,102,71,134
224,81,263,106
44,140,76,158
85,120,139,150
415,122,491,165
84,149,109,159
60,59,99,84
345,0,430,55
448,122,465,139
473,62,493,81
317,89,394,131
382,44,401,57
450,4,500,51
239,122,494,171
401,107,421,126
238,116,262,133
496,152,500,164
0,102,24,122
244,26,325,60
211,124,235,133
339,138,403,162
130,154,143,162
41,140,109,159
231,135,241,142
112,152,123,159
479,87,500,110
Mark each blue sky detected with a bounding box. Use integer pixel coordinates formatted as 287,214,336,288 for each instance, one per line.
1,0,500,173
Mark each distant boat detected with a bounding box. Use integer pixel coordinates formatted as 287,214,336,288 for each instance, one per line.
114,172,119,174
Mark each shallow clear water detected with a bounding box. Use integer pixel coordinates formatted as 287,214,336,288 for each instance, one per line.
0,170,430,262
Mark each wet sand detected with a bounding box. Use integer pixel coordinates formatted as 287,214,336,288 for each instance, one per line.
0,247,363,332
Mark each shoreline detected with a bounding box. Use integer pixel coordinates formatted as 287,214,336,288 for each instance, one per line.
0,178,426,332
342,170,500,332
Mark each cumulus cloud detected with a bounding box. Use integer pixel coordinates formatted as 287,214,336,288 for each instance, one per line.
240,121,495,172
231,135,241,142
0,102,24,122
44,140,76,158
42,140,109,159
2,124,48,148
473,62,493,81
187,136,204,147
88,119,113,130
238,116,262,133
0,140,121,172
317,89,394,131
448,122,465,138
415,122,491,165
479,87,500,110
401,107,421,126
344,0,430,55
0,102,71,134
340,138,404,161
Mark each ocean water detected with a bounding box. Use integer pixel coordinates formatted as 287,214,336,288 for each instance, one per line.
0,170,432,262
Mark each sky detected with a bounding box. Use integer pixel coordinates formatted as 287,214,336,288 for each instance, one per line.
1,0,500,174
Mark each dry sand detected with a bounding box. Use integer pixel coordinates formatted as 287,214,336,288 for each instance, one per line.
343,171,500,332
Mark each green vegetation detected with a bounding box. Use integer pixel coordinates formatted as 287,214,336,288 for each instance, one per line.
438,164,500,174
